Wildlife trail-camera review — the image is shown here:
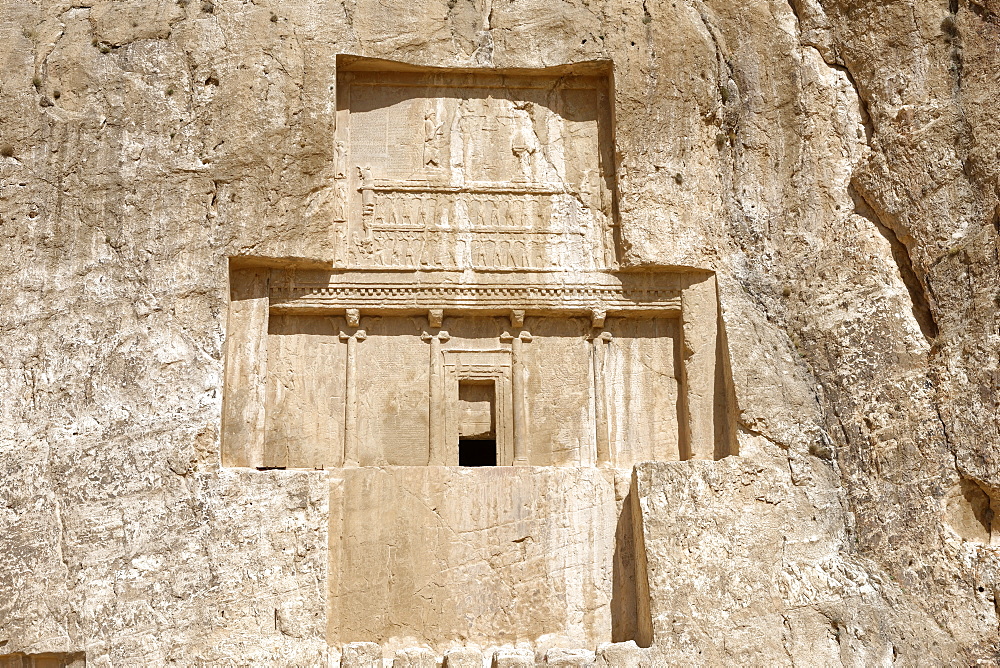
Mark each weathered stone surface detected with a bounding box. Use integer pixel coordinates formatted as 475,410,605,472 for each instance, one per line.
342,641,382,668
632,459,959,664
544,647,597,666
442,647,484,668
594,641,644,668
490,647,534,668
328,466,620,654
2,0,999,664
392,647,436,668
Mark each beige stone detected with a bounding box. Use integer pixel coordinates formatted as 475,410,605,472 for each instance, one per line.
630,460,959,664
221,59,737,473
594,642,643,668
442,647,483,668
490,647,534,668
543,647,596,666
392,647,436,668
327,466,623,653
3,0,1000,663
342,642,382,668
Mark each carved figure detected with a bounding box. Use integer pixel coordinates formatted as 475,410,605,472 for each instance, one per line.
484,239,497,268
401,198,413,227
511,115,537,183
348,236,359,266
335,222,348,265
514,239,528,267
420,233,435,267
467,196,481,228
351,232,374,266
335,141,347,179
388,199,399,227
426,197,438,227
505,196,519,228
404,234,418,265
386,232,404,266
532,239,546,267
440,233,451,267
334,180,348,222
418,196,431,228
371,234,385,266
359,165,375,220
499,239,512,267
411,198,422,228
490,201,502,228
423,109,444,168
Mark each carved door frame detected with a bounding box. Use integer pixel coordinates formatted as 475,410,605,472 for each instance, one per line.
442,350,514,466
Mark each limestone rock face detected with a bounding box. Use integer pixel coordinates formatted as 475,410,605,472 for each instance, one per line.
632,460,958,664
328,467,618,653
1,0,999,665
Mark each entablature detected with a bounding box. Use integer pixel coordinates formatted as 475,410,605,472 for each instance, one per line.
266,270,683,319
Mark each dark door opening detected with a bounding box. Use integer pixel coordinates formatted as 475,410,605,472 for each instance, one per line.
459,439,498,466
457,380,497,466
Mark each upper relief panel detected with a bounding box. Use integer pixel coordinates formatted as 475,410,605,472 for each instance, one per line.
334,58,618,272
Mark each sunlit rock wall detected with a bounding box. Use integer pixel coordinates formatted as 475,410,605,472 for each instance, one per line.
1,0,999,664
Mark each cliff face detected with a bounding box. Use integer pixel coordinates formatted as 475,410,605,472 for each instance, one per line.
1,0,998,665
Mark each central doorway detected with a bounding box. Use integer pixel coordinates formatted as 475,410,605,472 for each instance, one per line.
457,381,497,466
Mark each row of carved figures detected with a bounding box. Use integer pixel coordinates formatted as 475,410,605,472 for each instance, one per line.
347,230,598,269
365,192,596,232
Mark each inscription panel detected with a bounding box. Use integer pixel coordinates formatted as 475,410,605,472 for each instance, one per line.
336,64,618,271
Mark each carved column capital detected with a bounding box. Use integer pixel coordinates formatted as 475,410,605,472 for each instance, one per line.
421,330,450,343
340,329,367,342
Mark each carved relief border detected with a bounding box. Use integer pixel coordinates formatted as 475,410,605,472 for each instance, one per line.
269,281,682,315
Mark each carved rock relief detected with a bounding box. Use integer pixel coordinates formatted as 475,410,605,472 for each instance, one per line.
334,67,617,271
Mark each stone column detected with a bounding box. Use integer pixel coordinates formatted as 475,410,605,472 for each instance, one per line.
422,325,451,466
511,330,532,466
341,309,366,466
592,331,613,466
422,310,449,465
429,333,443,465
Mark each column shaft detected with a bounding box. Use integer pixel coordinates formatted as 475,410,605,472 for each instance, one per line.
344,335,359,466
428,335,444,465
593,336,610,466
512,336,529,465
